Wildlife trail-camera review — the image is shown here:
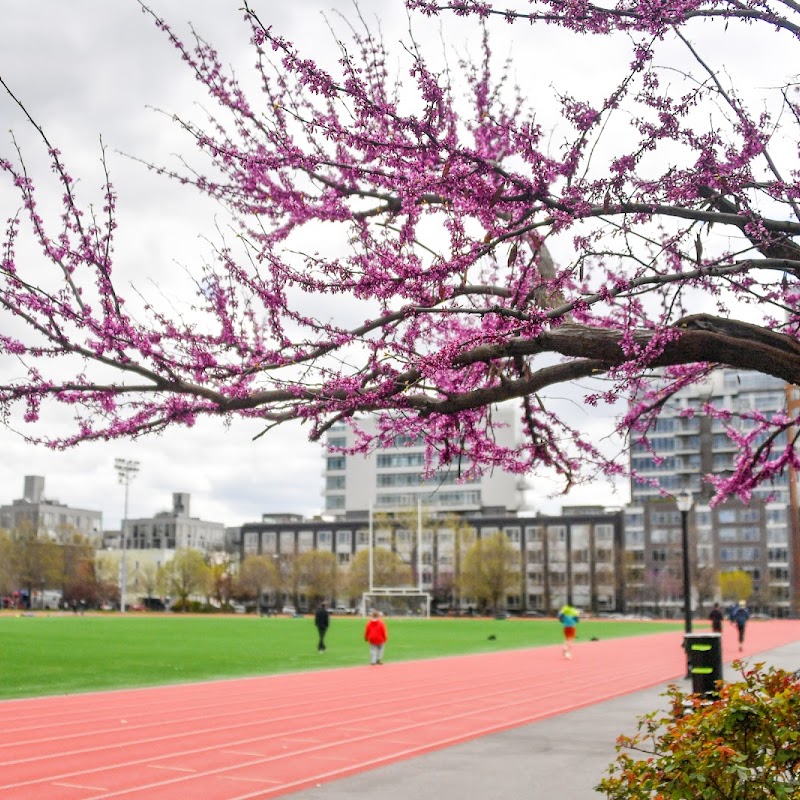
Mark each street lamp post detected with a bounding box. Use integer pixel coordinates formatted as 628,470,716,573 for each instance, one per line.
676,490,694,678
115,458,140,613
676,490,694,635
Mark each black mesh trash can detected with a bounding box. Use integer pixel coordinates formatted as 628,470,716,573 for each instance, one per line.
684,633,722,697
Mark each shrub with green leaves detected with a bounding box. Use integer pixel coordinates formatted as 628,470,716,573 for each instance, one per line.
597,663,800,799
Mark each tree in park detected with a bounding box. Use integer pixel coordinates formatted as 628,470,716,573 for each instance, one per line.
693,562,719,615
432,513,476,610
236,553,281,607
62,558,101,609
0,529,14,599
58,532,100,606
137,561,161,604
7,521,62,605
294,550,338,607
206,556,235,609
348,548,414,599
94,552,122,608
459,531,520,611
1,1,800,502
719,568,753,605
158,548,211,610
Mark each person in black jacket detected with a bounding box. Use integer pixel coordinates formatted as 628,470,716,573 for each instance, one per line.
709,602,723,633
314,602,330,652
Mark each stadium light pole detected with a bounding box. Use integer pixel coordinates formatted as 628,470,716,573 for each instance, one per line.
115,458,140,613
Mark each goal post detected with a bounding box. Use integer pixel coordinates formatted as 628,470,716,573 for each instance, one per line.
361,588,431,618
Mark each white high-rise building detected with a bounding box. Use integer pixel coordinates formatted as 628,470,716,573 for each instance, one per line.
626,369,798,616
630,369,792,505
322,408,525,516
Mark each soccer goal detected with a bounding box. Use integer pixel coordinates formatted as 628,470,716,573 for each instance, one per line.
361,588,431,618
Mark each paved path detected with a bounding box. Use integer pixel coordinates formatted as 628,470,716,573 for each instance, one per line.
283,636,800,800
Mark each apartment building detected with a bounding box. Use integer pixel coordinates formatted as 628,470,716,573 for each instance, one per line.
238,507,625,615
0,475,103,545
103,492,226,553
627,369,798,616
322,409,524,516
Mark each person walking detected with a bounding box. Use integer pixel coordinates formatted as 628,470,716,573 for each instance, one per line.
558,603,580,659
709,602,723,633
730,600,750,652
364,609,388,665
314,601,330,653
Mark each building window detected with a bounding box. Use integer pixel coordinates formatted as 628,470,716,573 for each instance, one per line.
595,524,614,541
317,530,332,548
767,508,787,524
626,530,644,546
767,527,788,544
740,527,761,542
503,527,521,543
376,452,426,468
298,531,314,552
525,526,543,543
548,526,566,542
244,532,259,556
336,530,352,549
651,511,680,525
624,512,644,528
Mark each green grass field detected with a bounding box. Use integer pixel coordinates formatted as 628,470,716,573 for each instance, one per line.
0,613,688,700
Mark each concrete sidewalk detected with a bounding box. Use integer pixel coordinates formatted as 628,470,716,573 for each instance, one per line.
285,640,800,800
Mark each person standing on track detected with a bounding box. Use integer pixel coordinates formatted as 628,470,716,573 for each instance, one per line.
730,599,750,652
709,602,723,634
364,609,388,665
558,604,580,659
314,601,330,653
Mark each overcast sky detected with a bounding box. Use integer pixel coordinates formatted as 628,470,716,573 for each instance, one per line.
4,0,741,529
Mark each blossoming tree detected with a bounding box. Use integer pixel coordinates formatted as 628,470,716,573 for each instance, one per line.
1,0,799,501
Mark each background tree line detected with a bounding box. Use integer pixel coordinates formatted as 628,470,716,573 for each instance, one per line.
1,518,522,614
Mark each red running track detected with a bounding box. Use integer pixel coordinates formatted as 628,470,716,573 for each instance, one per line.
2,621,799,800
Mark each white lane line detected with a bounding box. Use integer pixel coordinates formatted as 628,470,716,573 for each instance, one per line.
148,765,197,773
52,782,108,791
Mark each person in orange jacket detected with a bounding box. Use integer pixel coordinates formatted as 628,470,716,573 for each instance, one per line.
364,609,388,665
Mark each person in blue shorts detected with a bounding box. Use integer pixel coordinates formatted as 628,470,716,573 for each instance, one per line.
558,604,580,659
